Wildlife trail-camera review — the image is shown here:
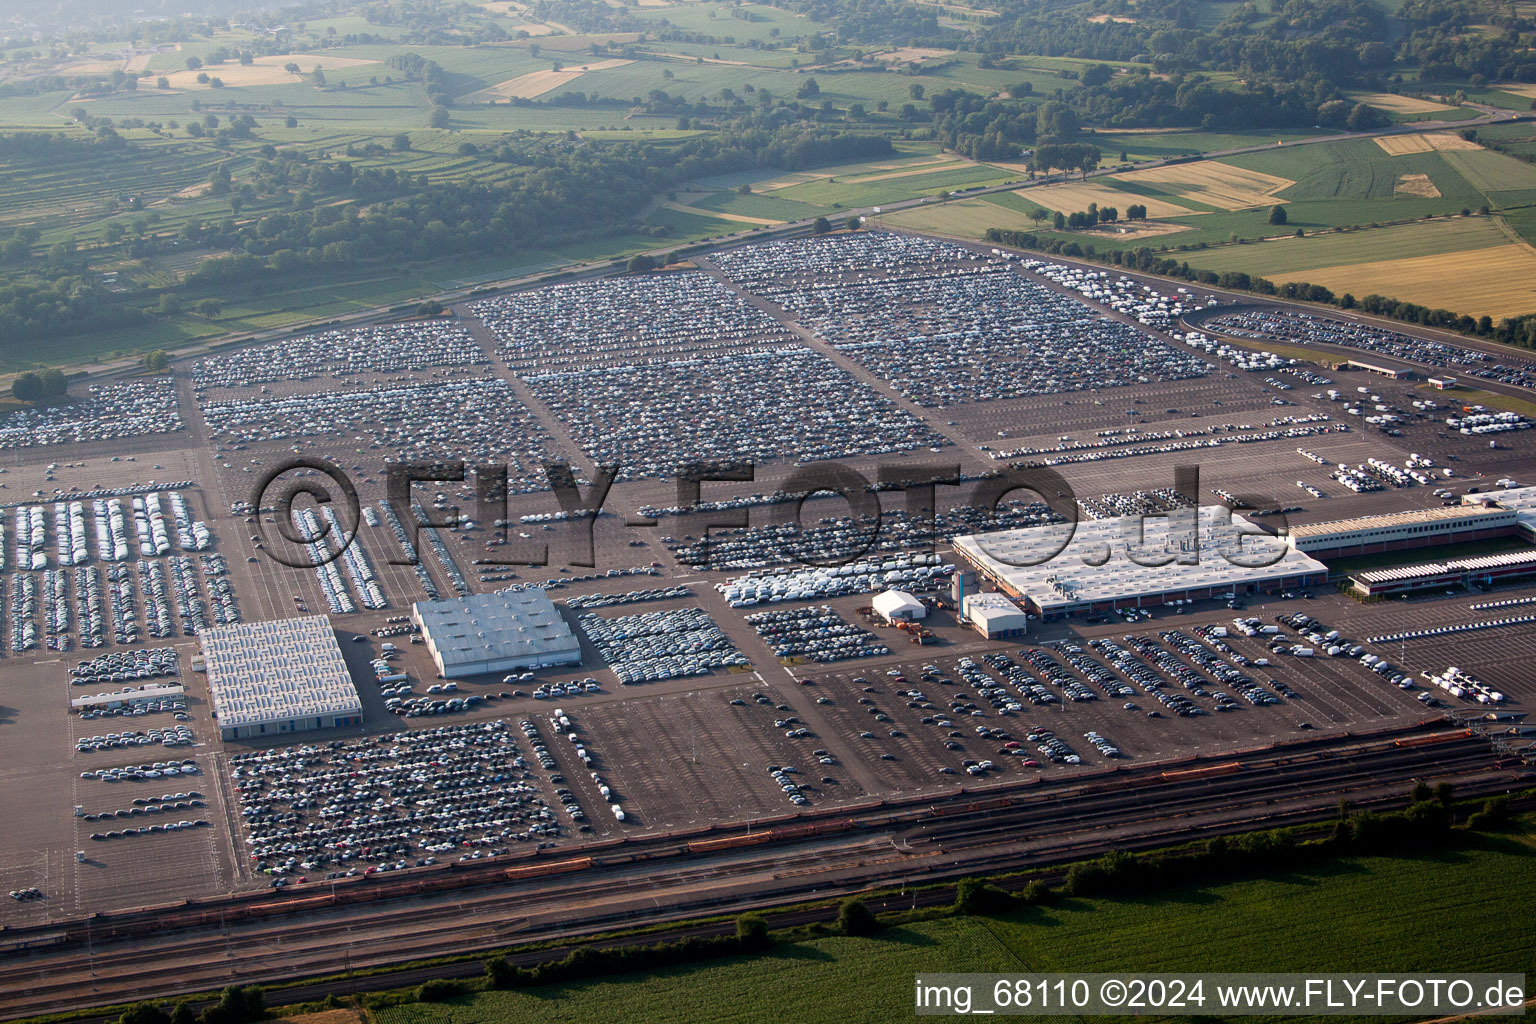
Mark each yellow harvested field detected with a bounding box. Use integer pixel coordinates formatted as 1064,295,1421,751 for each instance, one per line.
1022,182,1192,219
1270,244,1536,320
1353,91,1457,114
123,51,155,73
1375,132,1483,155
1501,83,1536,99
663,202,780,226
1116,162,1294,210
1395,173,1442,198
1087,13,1137,22
1087,220,1190,241
871,47,953,62
160,53,377,90
460,58,632,102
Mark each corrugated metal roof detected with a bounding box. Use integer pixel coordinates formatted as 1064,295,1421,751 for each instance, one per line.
1289,504,1510,539
412,589,580,670
953,507,1326,611
201,615,360,729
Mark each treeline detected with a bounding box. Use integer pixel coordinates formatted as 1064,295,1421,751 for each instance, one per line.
0,128,129,160
0,276,129,343
984,226,1536,349
118,985,265,1024
920,77,1378,167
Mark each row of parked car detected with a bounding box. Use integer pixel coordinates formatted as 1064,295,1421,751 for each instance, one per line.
89,819,210,841
81,757,200,782
75,723,193,752
71,647,179,685
82,795,205,823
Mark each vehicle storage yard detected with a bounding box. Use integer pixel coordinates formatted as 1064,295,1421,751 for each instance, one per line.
1,229,1534,936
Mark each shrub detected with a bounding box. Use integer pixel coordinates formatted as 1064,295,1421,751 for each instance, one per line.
414,979,464,1002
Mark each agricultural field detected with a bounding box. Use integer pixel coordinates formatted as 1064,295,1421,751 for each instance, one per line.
1177,216,1512,278
1348,91,1459,116
377,829,1536,1024
1265,241,1536,319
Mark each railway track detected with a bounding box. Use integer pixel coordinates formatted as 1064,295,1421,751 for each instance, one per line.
0,730,1519,1021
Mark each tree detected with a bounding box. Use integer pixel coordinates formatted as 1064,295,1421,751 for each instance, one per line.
284,62,300,75
845,215,862,231
196,299,223,318
169,1003,196,1024
736,913,769,948
392,132,411,151
909,83,924,101
198,985,264,1024
284,115,297,128
797,78,820,99
1030,207,1047,228
429,106,450,129
1077,148,1100,180
835,897,879,935
484,956,515,988
157,76,170,90
1053,210,1066,230
142,350,171,370
812,216,832,234
1268,204,1288,225
13,369,69,404
627,254,658,273
120,1003,170,1024
1036,101,1079,140
185,56,202,71
1081,63,1113,87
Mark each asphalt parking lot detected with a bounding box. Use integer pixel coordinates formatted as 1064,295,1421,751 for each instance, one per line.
2,229,1533,923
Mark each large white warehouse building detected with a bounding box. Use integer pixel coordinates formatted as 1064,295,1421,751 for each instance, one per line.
413,588,581,678
202,615,362,741
953,506,1328,619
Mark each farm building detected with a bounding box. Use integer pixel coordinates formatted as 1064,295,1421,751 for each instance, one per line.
1428,376,1458,389
1285,504,1518,558
1349,549,1536,597
202,615,362,741
951,507,1327,620
964,593,1028,638
872,590,926,623
413,588,581,678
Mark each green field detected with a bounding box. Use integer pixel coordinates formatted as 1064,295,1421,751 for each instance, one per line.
377,829,1536,1024
879,195,1045,236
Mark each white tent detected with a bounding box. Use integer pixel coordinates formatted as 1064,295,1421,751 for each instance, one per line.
872,589,926,623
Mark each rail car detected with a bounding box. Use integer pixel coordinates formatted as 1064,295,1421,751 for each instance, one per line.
502,857,593,882
1393,729,1473,748
686,832,773,855
1160,761,1243,782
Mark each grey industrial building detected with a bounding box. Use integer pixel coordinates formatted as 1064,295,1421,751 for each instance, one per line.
412,588,582,678
202,615,363,740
